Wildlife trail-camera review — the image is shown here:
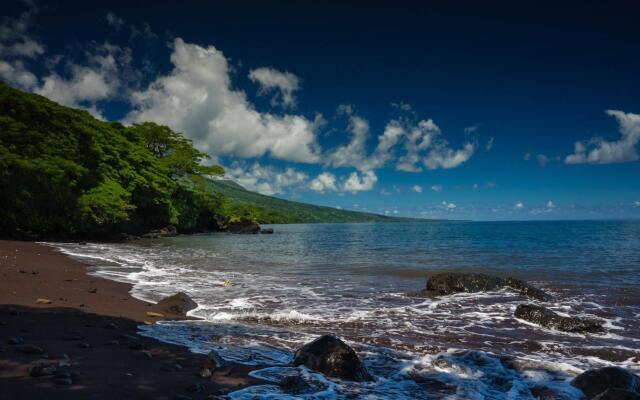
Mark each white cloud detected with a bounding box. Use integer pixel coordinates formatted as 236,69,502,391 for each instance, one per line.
441,201,456,210
566,110,640,164
391,101,412,111
248,67,300,108
411,185,423,193
486,137,494,151
343,170,377,193
431,185,443,193
309,172,338,192
513,201,525,210
424,142,475,170
633,201,640,208
225,163,308,196
106,12,125,31
0,60,37,89
125,38,321,163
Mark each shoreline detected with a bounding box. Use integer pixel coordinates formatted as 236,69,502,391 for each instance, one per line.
0,240,265,399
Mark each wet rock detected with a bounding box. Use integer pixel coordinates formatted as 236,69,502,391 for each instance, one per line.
104,339,120,346
206,350,226,370
54,378,73,385
35,298,52,304
146,311,165,318
9,308,20,316
260,228,274,234
572,367,640,399
21,344,45,354
129,342,145,350
515,304,604,334
279,375,312,395
104,322,118,330
30,363,57,377
412,272,552,301
200,368,212,378
142,225,178,239
61,334,83,341
157,292,198,315
78,342,90,349
88,287,97,294
293,335,372,381
173,395,192,400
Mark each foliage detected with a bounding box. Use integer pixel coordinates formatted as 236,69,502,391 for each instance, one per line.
0,81,224,238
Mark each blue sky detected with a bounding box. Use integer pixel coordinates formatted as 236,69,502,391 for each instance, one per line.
2,1,640,220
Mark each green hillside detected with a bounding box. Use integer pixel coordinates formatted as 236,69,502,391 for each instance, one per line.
210,179,418,224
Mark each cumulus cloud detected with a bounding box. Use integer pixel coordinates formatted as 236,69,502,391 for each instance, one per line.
309,172,338,192
633,201,640,208
431,185,443,193
106,12,125,31
411,185,423,193
486,137,494,151
249,67,300,108
565,110,640,164
343,170,378,193
441,201,456,210
546,200,555,209
513,201,525,210
391,101,412,111
125,38,321,163
225,163,308,196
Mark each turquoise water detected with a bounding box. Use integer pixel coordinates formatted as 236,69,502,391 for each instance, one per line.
52,220,640,399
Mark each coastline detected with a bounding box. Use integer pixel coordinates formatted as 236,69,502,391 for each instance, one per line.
0,240,265,399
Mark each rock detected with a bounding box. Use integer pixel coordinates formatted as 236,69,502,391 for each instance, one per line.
30,364,57,377
35,298,52,304
104,340,120,346
515,304,604,334
142,225,178,239
156,292,198,315
279,375,311,395
200,368,212,378
146,311,165,318
54,378,73,385
412,272,551,301
173,395,192,400
9,308,20,316
104,322,118,329
572,367,640,399
186,383,206,393
21,344,45,354
78,342,90,349
206,350,226,370
226,218,260,234
61,334,83,341
88,287,97,294
292,335,372,381
129,342,145,350
260,228,274,234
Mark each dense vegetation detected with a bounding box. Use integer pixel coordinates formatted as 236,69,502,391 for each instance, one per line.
0,81,419,239
209,179,415,224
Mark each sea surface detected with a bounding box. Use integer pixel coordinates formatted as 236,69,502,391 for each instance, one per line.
50,220,640,399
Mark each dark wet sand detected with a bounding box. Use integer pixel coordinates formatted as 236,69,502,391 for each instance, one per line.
0,240,266,399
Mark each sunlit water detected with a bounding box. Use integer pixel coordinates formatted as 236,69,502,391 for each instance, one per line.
49,221,640,399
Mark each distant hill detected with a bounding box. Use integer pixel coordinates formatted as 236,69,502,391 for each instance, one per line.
209,179,421,224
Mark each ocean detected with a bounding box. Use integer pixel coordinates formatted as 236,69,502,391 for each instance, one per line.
49,220,640,399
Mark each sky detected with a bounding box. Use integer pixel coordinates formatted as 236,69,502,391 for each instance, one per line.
1,0,640,220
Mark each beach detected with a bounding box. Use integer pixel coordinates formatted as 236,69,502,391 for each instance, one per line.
0,240,264,400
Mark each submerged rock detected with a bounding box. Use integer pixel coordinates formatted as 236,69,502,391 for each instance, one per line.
515,304,604,333
411,272,552,301
293,335,372,382
206,349,226,370
156,292,197,315
572,367,640,399
279,375,312,395
226,217,261,234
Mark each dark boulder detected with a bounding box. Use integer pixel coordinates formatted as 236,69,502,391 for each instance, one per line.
292,335,372,381
226,218,260,234
156,292,197,315
142,225,178,239
515,304,604,334
260,228,274,234
572,367,640,399
279,375,312,395
412,272,552,301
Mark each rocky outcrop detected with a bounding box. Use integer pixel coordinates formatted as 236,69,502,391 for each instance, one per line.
572,367,640,399
226,218,261,234
514,304,604,334
156,292,197,316
141,225,178,239
260,228,274,234
411,272,551,301
292,335,372,381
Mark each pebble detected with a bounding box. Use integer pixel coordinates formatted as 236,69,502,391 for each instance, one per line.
200,368,212,378
88,288,97,293
78,342,90,348
30,364,57,377
104,322,118,330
